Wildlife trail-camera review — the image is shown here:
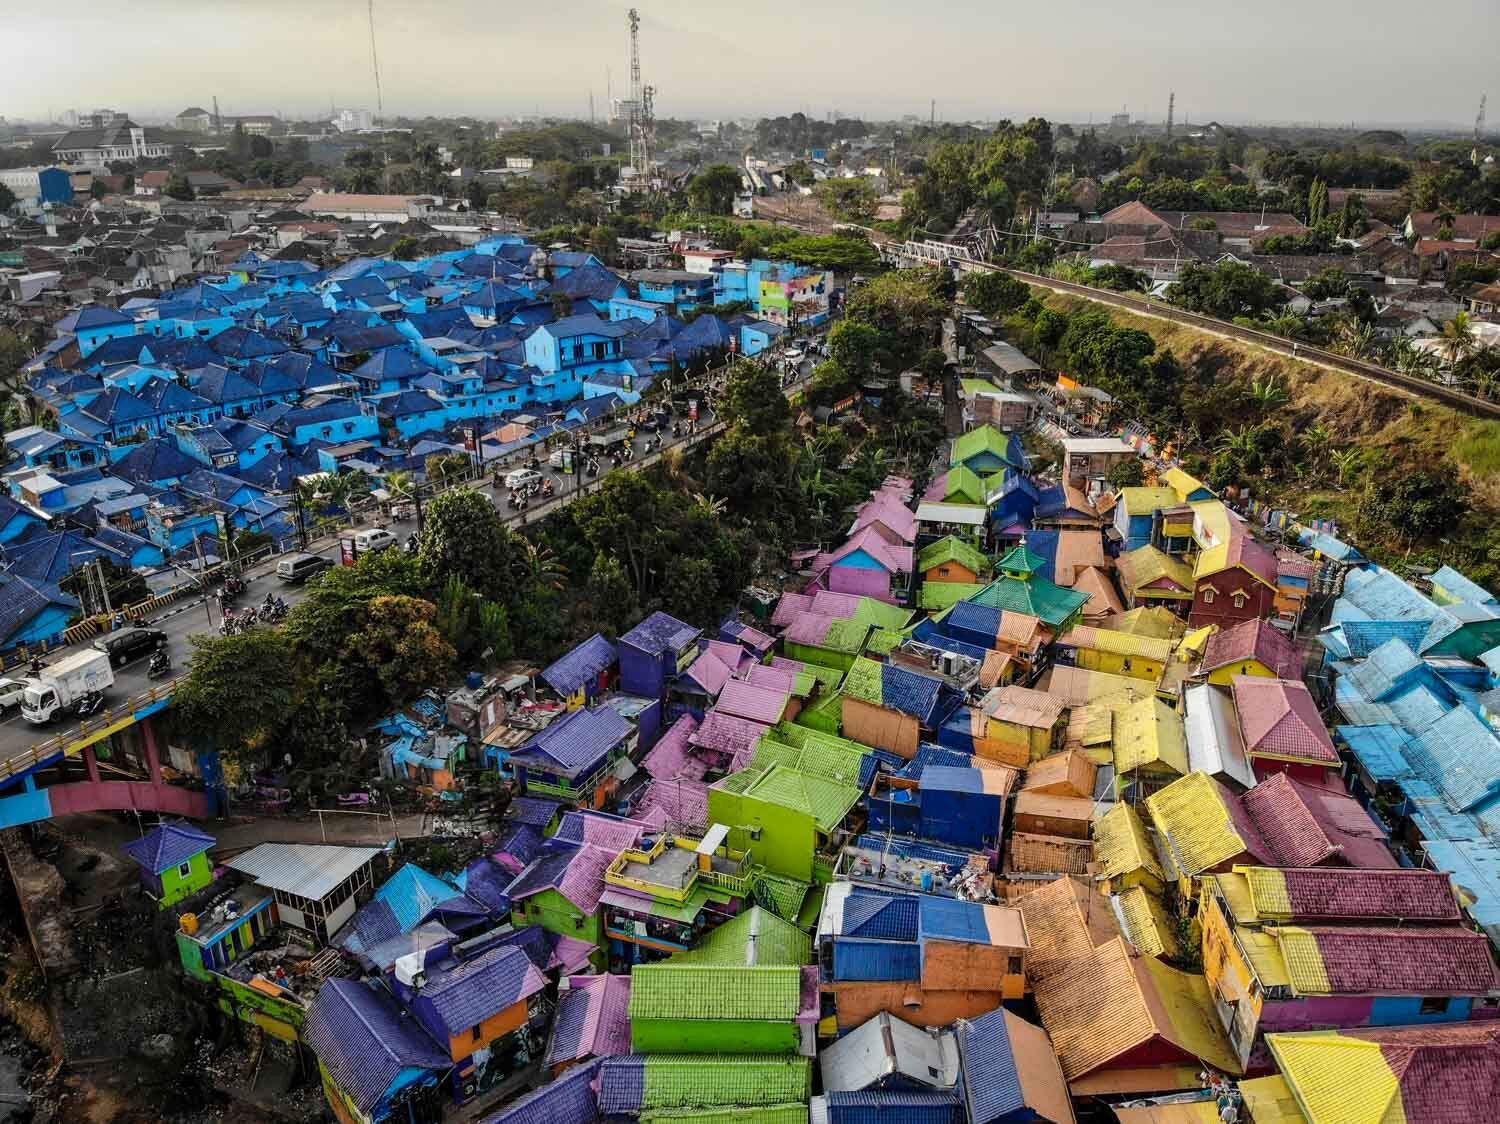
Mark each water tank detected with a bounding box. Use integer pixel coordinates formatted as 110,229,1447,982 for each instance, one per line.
466,671,484,690
180,913,199,936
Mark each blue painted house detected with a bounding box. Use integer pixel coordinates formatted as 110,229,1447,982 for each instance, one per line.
632,269,714,312
618,611,702,701
509,704,635,805
55,307,139,357
541,633,619,707
0,575,81,652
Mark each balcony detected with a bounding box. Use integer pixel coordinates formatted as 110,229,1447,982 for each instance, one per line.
605,833,752,903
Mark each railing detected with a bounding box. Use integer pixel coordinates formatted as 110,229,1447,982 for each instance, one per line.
0,676,182,784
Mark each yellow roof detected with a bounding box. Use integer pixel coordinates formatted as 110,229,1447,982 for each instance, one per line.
1179,624,1217,657
1266,1032,1403,1124
1238,927,1292,989
1145,771,1248,877
1119,486,1181,516
1042,665,1155,707
1066,703,1114,747
1116,545,1194,595
1059,625,1174,663
1191,498,1233,548
1208,871,1259,925
1236,1074,1310,1124
1274,927,1335,994
1113,886,1181,959
1161,467,1213,503
1243,866,1294,920
1093,803,1166,883
1107,606,1188,639
1113,696,1190,776
1112,1103,1221,1123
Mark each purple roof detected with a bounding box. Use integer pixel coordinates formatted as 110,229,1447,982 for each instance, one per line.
743,663,797,692
620,610,700,657
510,704,631,777
689,710,769,758
304,979,449,1117
120,821,215,875
545,975,632,1067
493,824,545,874
680,647,735,696
507,796,563,828
551,810,647,850
770,592,817,628
418,944,546,1038
632,779,711,832
714,679,792,725
597,1055,648,1116
541,632,619,696
480,1058,600,1124
462,857,514,913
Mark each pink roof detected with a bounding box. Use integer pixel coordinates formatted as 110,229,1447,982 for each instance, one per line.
1239,773,1397,868
742,663,796,692
640,714,707,782
770,591,817,628
782,611,837,646
550,934,598,974
1231,676,1338,764
1221,524,1279,585
556,844,616,914
690,709,770,758
681,648,734,696
810,590,864,619
562,974,633,1060
829,523,914,574
707,639,753,675
632,778,711,832
1202,619,1303,679
714,679,792,726
731,623,775,654
578,814,648,851
852,492,917,543
923,472,950,502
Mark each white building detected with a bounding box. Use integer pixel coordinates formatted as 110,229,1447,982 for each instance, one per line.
295,192,441,223
52,119,172,169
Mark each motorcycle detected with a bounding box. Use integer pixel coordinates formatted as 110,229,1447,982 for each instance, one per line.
147,648,171,679
75,691,104,718
404,534,419,555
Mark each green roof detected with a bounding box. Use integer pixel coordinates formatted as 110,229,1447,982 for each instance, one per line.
756,872,812,920
950,424,1012,467
819,618,873,654
866,626,904,655
629,964,803,1022
751,735,866,788
919,581,987,610
849,597,913,631
713,769,762,796
968,573,1090,628
743,765,862,831
997,541,1046,576
942,464,989,504
917,535,993,577
639,1055,812,1112
643,1105,809,1124
841,656,885,707
672,906,812,967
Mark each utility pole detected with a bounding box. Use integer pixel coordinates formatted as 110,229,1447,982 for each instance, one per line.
1166,91,1175,141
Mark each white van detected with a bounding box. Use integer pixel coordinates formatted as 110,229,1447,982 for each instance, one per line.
504,468,543,489
354,527,397,553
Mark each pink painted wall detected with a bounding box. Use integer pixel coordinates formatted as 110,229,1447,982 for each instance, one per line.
48,780,212,819
828,567,896,603
1260,995,1374,1031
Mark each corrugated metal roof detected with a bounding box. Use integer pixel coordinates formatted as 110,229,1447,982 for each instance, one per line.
819,1011,959,1093
224,843,380,899
628,963,803,1022
304,979,449,1117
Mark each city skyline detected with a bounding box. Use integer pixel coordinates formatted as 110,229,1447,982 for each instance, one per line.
2,0,1493,131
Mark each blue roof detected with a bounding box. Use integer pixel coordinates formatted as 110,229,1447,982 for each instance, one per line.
56,306,133,333
1339,619,1431,658
304,979,449,1117
825,1090,965,1124
373,863,469,932
480,1058,600,1124
1338,724,1417,783
918,896,990,943
620,610,699,656
900,745,977,781
0,575,79,642
880,662,945,724
1341,638,1425,702
418,944,543,1038
507,796,563,827
193,365,263,405
354,347,432,379
841,890,920,941
120,821,215,875
461,857,513,914
944,601,1003,646
1406,706,1500,813
538,314,633,340
919,765,988,795
208,326,289,361
541,632,618,696
1432,565,1498,607
596,1055,647,1116
955,1009,1024,1124
504,847,577,901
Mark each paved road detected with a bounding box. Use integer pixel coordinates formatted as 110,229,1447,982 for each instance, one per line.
0,352,820,780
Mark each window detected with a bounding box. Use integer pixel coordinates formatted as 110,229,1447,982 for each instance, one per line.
1008,955,1024,975
1201,588,1216,604
1420,996,1451,1015
1231,591,1247,609
1122,658,1133,671
177,862,193,878
573,916,585,930
471,1024,484,1041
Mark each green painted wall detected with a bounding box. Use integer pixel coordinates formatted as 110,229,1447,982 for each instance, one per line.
631,1018,800,1055
708,789,817,882
511,888,604,959
158,851,213,909
782,641,855,672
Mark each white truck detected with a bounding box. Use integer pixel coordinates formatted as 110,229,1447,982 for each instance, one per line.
22,649,115,725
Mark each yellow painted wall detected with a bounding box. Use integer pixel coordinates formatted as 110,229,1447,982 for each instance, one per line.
1206,660,1277,686
1200,891,1262,1069
1073,648,1165,683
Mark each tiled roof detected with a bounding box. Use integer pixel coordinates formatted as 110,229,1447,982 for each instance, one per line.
599,1054,811,1115
1274,925,1500,996
1092,804,1166,884
981,685,1064,729
1201,618,1303,679
742,764,861,831
507,796,563,828
1112,885,1181,959
510,704,631,775
631,778,711,833
1267,1023,1500,1124
675,906,812,967
120,821,215,875
689,709,769,758
967,570,1090,628
620,609,699,656
1146,771,1266,876
546,975,632,1067
715,679,792,725
641,714,706,782
419,944,547,1037
1112,696,1189,776
304,979,449,1117
1116,545,1194,593
1241,866,1460,923
1231,676,1339,765
629,963,803,1022
1241,773,1396,869
1005,832,1093,877
540,632,617,695
481,1059,600,1124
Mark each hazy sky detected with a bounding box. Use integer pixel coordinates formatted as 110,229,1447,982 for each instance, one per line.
2,0,1494,128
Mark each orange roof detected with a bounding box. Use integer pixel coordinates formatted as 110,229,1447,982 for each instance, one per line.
1053,530,1110,586
1023,750,1099,799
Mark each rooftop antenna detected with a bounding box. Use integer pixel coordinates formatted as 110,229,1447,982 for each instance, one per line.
930,99,936,128
367,0,389,189
1166,90,1175,140
628,8,648,177
1477,93,1488,143
589,90,595,124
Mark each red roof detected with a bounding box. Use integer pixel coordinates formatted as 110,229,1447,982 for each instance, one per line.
1239,773,1397,868
1201,618,1303,679
1274,867,1461,922
1231,676,1339,765
1351,1023,1500,1124
1294,926,1499,995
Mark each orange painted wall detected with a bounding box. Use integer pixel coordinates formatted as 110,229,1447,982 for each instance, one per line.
842,697,919,758
925,561,980,585
447,999,527,1064
829,981,1005,1029
922,939,1026,998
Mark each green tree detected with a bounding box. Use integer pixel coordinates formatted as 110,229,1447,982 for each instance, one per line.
826,320,886,376
389,236,421,260
961,271,1030,317
418,488,520,601
0,183,19,212
477,600,514,661
282,549,431,669
588,224,618,265
586,551,635,634
719,359,791,436
1107,459,1145,489
171,630,298,767
346,595,456,705
1306,176,1328,225
687,165,744,214
1369,469,1468,544
1166,261,1285,321
1439,311,1478,368
163,173,195,201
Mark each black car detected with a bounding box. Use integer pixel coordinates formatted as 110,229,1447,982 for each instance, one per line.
93,627,168,667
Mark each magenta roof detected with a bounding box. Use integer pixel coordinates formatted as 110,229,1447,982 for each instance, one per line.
1201,618,1303,679
742,663,796,692
689,709,769,758
922,472,949,502
1231,675,1339,764
781,611,837,646
707,639,753,674
681,648,734,696
771,591,817,628
632,778,711,832
714,680,792,726
810,590,865,619
852,491,917,543
555,844,616,914
1240,773,1397,868
828,523,914,574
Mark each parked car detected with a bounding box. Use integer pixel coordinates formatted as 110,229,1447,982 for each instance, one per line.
93,627,168,668
504,468,543,490
276,553,333,584
353,527,397,554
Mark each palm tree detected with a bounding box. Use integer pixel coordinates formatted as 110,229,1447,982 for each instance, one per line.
1439,311,1477,369
1330,448,1363,487
690,492,728,518
1215,424,1262,457
1246,377,1288,412
1334,317,1375,360
516,540,567,591
1302,422,1333,476
1265,313,1305,340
